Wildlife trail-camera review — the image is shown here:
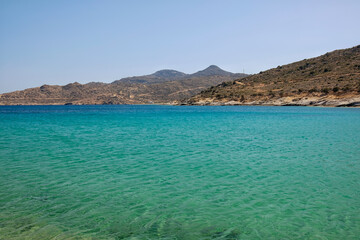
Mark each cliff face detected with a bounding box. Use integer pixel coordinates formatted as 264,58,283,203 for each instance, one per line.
0,66,247,105
186,45,360,107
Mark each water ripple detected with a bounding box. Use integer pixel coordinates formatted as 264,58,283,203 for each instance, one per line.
0,105,360,239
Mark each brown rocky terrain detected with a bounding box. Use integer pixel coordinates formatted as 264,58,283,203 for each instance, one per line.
185,45,360,107
0,66,246,105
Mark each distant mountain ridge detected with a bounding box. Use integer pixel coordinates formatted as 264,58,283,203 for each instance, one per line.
186,45,360,107
112,65,238,84
0,66,247,105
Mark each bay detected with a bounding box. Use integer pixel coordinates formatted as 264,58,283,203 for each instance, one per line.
0,105,359,239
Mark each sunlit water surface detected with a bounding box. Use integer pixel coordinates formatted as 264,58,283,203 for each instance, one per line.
0,105,359,239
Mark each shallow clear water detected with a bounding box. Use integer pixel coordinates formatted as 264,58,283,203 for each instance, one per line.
0,105,359,239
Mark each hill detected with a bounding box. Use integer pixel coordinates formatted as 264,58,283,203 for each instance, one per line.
112,69,187,84
191,65,234,77
0,66,247,105
112,65,238,84
185,45,360,107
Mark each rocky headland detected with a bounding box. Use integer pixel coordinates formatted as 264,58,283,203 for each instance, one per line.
184,45,360,107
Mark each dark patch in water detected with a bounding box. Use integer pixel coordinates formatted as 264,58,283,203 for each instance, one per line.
201,226,241,239
29,196,49,202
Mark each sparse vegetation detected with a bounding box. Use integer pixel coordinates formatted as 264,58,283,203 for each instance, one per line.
321,88,329,94
189,45,360,104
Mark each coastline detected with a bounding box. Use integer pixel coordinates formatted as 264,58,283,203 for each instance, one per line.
1,94,360,107
1,101,360,108
182,95,360,108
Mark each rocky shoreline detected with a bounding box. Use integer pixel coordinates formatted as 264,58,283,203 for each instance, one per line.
182,96,360,107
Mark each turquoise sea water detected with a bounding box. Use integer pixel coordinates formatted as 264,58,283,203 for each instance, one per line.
0,105,359,239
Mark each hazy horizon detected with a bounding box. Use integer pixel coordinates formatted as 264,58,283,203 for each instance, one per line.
1,0,360,93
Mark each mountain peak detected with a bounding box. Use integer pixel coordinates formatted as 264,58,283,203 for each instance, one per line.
191,65,233,77
206,65,222,69
111,65,237,84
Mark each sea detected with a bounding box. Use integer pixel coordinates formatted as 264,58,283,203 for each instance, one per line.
0,105,359,239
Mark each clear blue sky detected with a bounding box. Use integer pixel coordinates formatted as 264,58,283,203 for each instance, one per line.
1,0,360,93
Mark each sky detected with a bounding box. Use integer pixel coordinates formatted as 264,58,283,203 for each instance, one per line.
1,0,360,93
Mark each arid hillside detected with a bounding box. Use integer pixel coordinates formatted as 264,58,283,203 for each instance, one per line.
186,45,360,107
